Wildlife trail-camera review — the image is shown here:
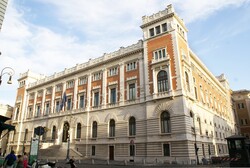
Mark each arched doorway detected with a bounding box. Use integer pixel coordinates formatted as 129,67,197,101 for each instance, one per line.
62,122,70,142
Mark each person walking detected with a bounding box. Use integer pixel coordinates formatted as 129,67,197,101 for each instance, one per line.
22,152,28,168
15,155,24,168
67,157,77,168
3,150,17,168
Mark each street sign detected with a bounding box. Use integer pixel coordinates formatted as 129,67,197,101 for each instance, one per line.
34,126,45,136
30,138,38,155
29,138,38,164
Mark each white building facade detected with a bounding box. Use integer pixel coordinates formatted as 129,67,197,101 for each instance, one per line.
9,5,237,164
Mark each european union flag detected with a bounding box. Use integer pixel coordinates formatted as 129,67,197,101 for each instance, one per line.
60,92,67,110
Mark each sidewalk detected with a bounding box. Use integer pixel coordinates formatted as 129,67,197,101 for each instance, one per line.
50,158,230,168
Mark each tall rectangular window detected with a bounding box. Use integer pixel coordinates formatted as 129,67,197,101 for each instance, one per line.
194,87,198,99
163,144,170,156
92,146,96,156
110,88,116,104
149,28,154,37
156,25,161,34
129,83,136,100
36,105,40,117
79,95,84,108
28,107,33,118
45,102,50,115
15,107,19,120
130,145,135,156
94,92,99,107
56,101,60,112
67,98,72,110
162,23,167,32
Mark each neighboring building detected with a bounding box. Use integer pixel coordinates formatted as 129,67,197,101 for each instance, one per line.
0,103,13,155
232,90,250,139
9,5,237,164
0,0,8,31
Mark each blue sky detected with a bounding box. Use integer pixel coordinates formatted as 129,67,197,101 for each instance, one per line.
0,0,250,105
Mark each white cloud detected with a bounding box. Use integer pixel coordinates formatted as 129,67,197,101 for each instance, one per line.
173,0,249,23
0,0,249,105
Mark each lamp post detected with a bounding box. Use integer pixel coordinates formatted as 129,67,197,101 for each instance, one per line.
0,67,15,85
64,122,70,161
66,134,70,161
192,113,200,165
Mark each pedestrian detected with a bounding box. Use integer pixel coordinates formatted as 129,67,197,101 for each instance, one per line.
15,155,24,168
67,157,77,168
22,152,28,168
3,150,16,168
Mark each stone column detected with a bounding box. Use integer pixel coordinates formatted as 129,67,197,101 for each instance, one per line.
86,73,92,110
51,85,55,113
138,56,145,102
41,89,46,116
73,78,78,110
119,63,124,105
33,92,37,117
102,68,107,107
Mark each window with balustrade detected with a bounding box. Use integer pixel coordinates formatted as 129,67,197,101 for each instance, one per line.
79,76,87,85
66,80,74,89
153,48,166,61
109,67,118,76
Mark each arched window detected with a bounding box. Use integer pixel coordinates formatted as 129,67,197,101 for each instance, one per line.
129,117,136,136
92,121,97,138
76,123,81,139
161,111,171,133
52,126,57,140
109,119,115,137
185,72,190,92
157,70,168,92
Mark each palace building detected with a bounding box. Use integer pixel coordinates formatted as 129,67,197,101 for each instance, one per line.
232,90,250,139
0,0,8,31
9,5,237,164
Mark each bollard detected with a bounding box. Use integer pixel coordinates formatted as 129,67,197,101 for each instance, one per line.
155,158,158,164
92,159,95,164
78,159,81,164
124,160,127,165
143,158,146,165
107,160,109,165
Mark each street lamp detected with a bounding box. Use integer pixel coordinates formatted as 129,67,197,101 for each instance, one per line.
63,122,70,160
0,67,15,85
191,112,200,165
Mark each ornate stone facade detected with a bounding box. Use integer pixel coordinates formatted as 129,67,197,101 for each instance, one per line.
9,5,237,164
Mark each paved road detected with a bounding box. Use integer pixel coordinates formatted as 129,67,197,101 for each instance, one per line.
54,161,229,168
